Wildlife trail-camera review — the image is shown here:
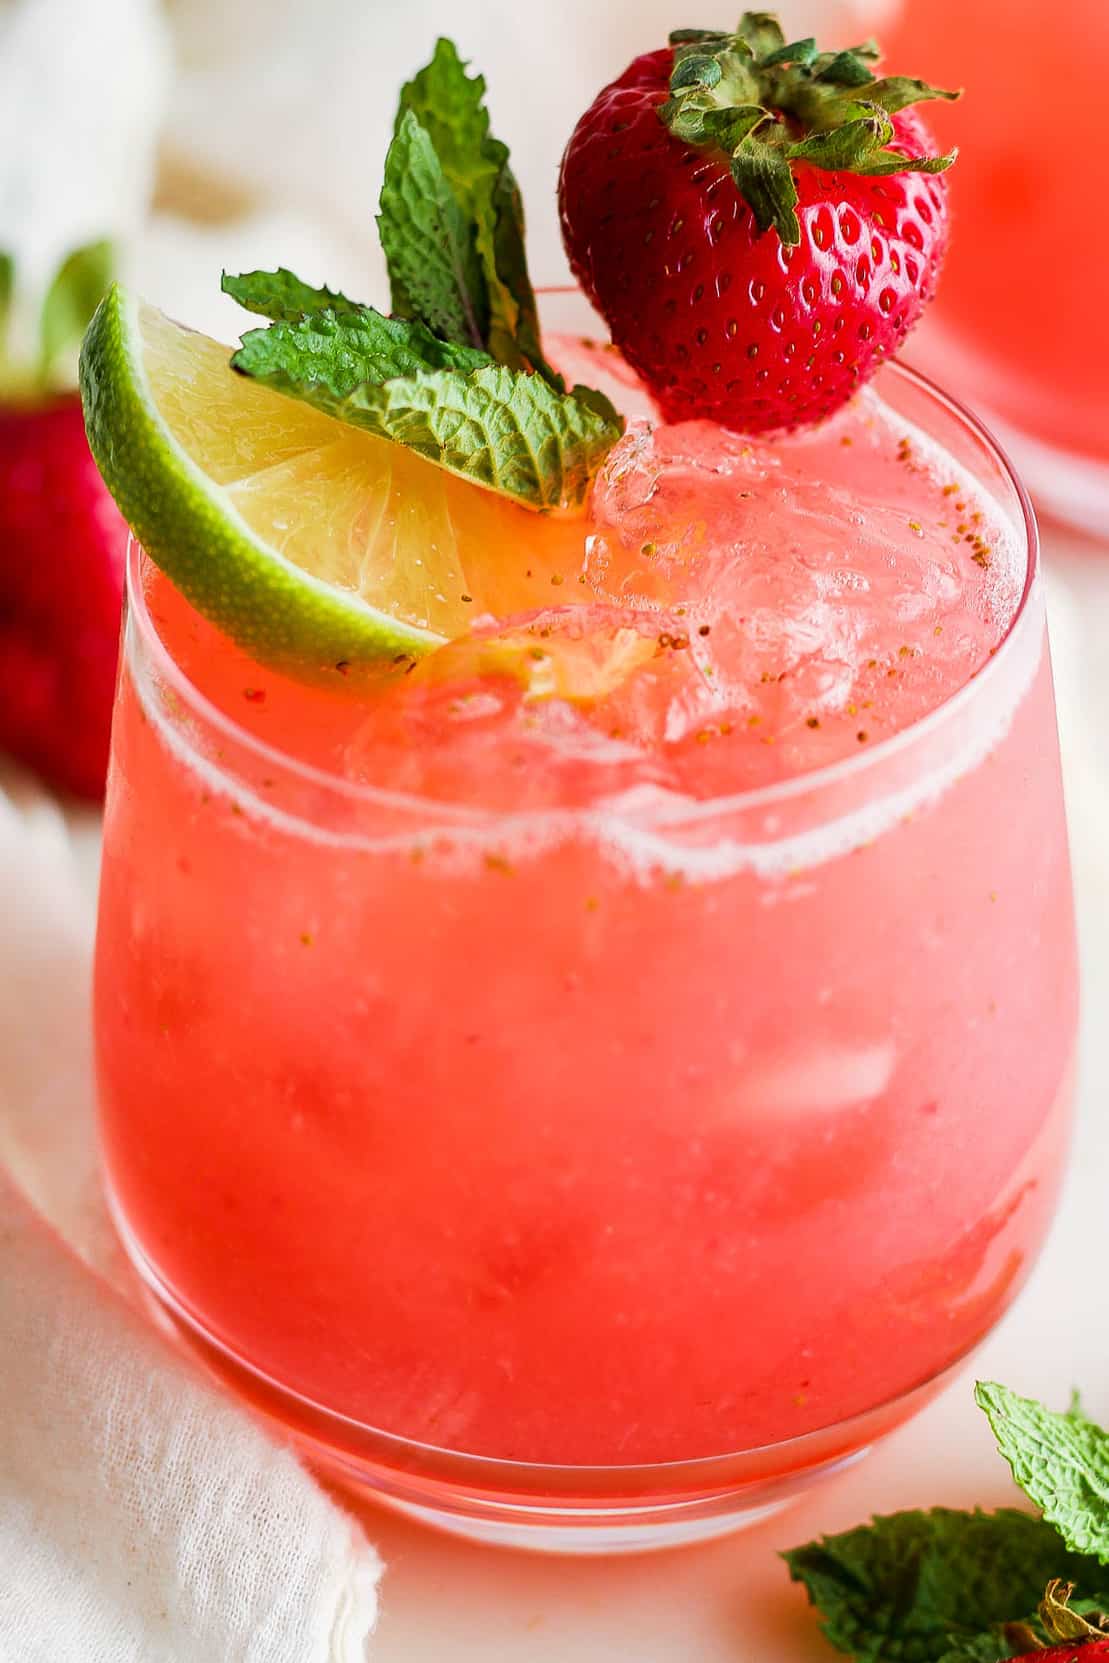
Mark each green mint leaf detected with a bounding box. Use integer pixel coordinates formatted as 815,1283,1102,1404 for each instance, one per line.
486,161,563,386
221,268,364,323
231,304,622,510
388,38,553,380
378,109,488,349
327,364,621,509
784,1508,1107,1663
396,37,496,205
39,238,113,384
231,307,490,392
566,381,623,427
977,1382,1109,1564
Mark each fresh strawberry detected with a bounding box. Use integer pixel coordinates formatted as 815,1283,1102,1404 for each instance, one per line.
0,395,126,799
0,243,125,799
559,14,957,434
1004,1645,1109,1663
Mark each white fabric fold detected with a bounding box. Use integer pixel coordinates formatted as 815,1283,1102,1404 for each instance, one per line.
0,775,383,1662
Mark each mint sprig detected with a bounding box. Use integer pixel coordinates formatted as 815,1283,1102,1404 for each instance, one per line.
226,38,622,511
387,37,556,382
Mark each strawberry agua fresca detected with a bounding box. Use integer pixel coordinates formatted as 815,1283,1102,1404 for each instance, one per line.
88,20,1077,1550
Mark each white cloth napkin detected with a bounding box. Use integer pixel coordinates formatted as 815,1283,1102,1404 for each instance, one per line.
0,776,383,1662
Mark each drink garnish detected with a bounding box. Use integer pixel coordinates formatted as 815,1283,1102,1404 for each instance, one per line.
78,40,623,675
559,11,959,433
217,36,624,513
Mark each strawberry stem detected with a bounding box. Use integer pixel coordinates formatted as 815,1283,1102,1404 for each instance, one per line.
1040,1581,1109,1645
658,10,959,246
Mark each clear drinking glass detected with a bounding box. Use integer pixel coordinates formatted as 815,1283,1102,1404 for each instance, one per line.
94,344,1078,1552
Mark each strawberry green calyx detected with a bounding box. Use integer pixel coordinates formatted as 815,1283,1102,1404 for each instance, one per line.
1039,1579,1109,1644
659,11,959,245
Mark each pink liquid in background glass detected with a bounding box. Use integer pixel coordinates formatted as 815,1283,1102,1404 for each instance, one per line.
95,339,1076,1477
876,0,1109,469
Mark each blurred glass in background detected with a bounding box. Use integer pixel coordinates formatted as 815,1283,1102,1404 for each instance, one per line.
151,0,836,332
852,0,1109,539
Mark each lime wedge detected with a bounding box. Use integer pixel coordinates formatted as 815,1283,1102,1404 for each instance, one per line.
80,286,587,672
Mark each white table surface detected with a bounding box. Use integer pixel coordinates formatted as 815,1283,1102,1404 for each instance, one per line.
58,523,1107,1658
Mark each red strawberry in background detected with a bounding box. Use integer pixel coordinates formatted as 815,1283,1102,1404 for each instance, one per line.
559,13,958,435
0,241,126,800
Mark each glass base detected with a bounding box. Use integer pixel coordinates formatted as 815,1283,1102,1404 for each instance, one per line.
110,1189,958,1554
309,1439,853,1553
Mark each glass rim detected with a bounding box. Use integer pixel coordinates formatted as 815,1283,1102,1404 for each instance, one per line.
126,355,1041,832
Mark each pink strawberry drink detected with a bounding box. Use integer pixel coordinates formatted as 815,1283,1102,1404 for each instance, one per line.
96,344,1076,1538
86,18,1078,1548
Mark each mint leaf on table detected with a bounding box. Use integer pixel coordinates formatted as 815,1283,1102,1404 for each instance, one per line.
383,36,559,383
784,1508,1109,1663
231,306,621,509
221,268,363,323
976,1382,1109,1564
